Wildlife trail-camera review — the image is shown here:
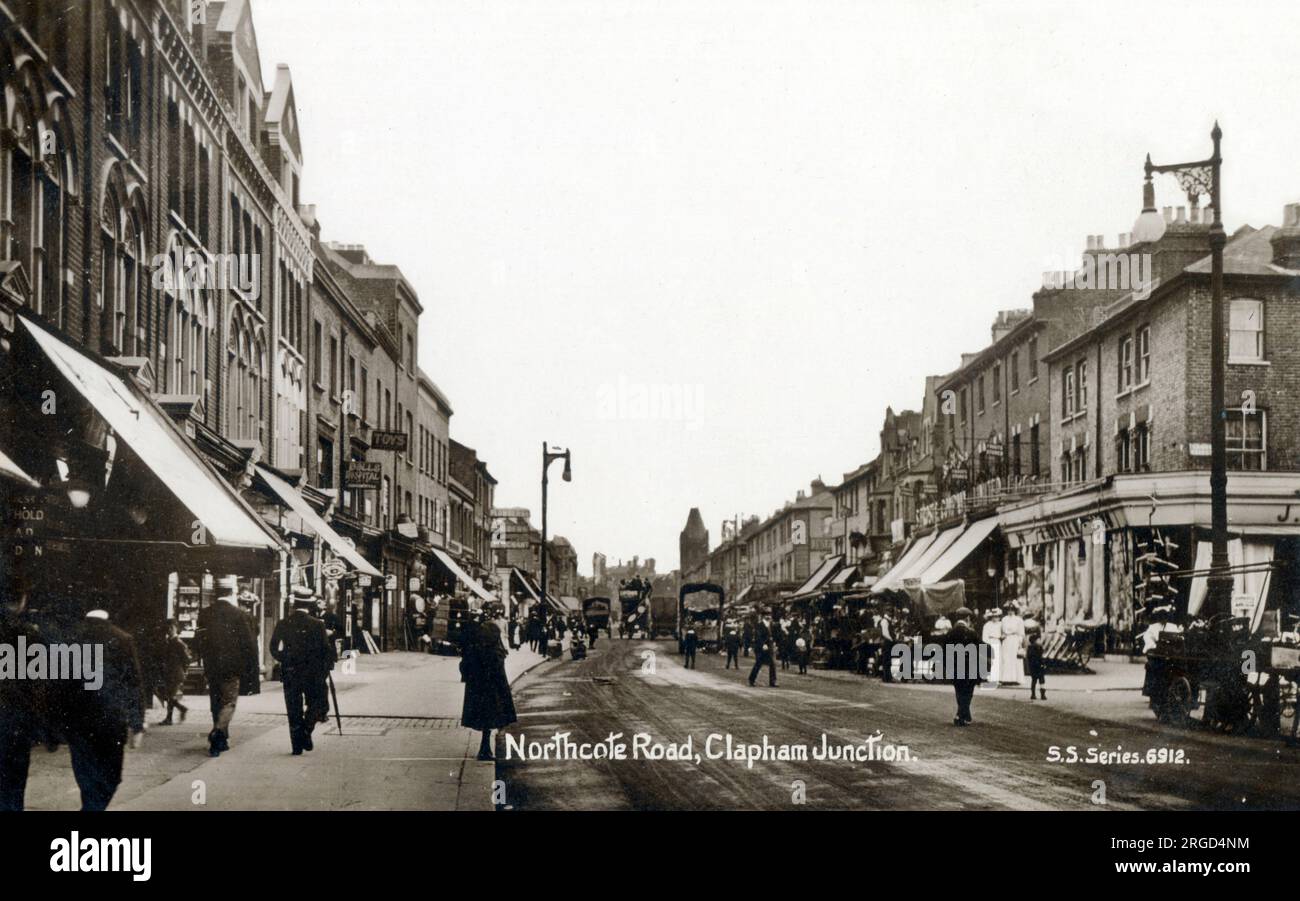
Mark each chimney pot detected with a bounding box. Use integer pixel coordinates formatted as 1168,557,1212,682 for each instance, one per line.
1176,206,1187,224
1162,207,1174,224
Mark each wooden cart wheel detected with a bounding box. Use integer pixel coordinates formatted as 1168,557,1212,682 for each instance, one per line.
1159,674,1195,727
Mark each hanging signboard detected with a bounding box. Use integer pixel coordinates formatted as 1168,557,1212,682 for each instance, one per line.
345,461,382,489
370,430,409,453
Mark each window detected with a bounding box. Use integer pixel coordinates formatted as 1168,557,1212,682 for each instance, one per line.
1134,423,1151,471
1225,409,1265,470
381,477,391,528
361,366,370,421
312,322,323,384
317,437,333,490
406,411,414,462
1137,325,1151,383
1028,336,1039,380
1011,433,1022,476
959,388,968,426
1076,360,1088,412
328,336,338,397
1229,299,1264,362
1010,350,1020,393
1116,428,1131,473
992,362,1002,404
1029,424,1040,476
346,356,357,416
976,375,985,414
1118,335,1133,392
1062,368,1075,418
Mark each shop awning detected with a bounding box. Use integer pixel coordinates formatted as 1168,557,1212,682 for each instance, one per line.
511,567,541,603
1187,537,1275,625
20,318,278,551
559,595,582,613
431,547,494,602
873,532,939,592
734,584,754,603
899,525,966,585
792,554,844,598
0,447,38,487
828,564,860,588
915,517,1001,586
255,466,380,577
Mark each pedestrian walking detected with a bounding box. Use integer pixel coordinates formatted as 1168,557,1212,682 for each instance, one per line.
724,623,741,669
271,591,335,754
981,608,1004,689
742,619,753,658
1027,632,1046,700
682,620,698,669
64,604,146,811
460,602,517,761
879,609,896,682
796,627,811,674
946,607,982,726
748,611,777,687
154,620,190,725
195,590,260,757
0,570,47,812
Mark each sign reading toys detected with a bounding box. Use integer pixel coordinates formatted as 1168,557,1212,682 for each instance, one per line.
370,430,409,453
345,461,383,489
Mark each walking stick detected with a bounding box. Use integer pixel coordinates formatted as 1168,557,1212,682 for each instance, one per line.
328,672,343,736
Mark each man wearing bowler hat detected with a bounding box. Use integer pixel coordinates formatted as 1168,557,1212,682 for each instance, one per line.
748,608,778,687
270,588,335,755
946,607,983,726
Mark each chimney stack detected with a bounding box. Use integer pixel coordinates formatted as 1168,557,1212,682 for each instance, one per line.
1271,203,1300,268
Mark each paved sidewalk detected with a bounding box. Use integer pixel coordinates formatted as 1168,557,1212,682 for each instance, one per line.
21,646,548,812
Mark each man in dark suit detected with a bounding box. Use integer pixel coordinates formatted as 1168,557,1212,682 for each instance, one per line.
946,607,983,726
64,606,146,811
748,611,777,687
0,571,45,811
723,624,741,669
195,594,260,757
270,591,335,755
682,619,698,669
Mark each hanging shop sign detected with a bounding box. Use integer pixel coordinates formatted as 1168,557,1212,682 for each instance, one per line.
370,430,409,453
320,560,347,580
345,461,383,489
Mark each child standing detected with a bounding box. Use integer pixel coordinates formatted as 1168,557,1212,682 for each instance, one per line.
1027,632,1046,700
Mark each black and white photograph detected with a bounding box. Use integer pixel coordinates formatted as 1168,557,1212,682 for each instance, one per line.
1,0,1297,884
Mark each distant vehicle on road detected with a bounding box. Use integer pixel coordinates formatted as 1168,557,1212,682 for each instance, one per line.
583,597,612,634
680,582,725,651
618,577,652,638
649,595,678,639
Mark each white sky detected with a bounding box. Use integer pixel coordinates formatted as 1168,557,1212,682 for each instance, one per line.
252,0,1300,574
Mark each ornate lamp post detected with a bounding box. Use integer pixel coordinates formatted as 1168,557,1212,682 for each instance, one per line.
1133,123,1230,618
540,442,572,617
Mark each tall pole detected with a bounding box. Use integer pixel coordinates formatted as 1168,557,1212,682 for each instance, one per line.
1205,123,1232,619
540,441,549,619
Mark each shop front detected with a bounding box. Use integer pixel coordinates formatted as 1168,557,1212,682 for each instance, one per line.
0,313,282,675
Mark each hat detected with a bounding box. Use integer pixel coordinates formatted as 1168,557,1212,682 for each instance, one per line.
985,608,1003,618
954,607,974,619
292,585,315,599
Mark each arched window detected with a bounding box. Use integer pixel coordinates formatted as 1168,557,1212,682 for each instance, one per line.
99,184,141,354
32,114,70,324
9,105,34,281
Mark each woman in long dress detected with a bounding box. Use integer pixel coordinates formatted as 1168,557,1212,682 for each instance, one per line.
460,602,518,761
981,609,1003,687
999,605,1025,685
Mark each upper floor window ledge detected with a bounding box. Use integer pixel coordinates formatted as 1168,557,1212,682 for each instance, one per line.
1227,358,1270,367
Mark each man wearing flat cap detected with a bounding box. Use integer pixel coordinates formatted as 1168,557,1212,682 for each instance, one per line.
271,588,335,755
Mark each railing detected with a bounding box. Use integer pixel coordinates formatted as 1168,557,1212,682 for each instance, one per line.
915,474,1066,528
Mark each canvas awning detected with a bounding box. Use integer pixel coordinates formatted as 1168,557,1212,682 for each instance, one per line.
899,525,965,585
559,595,582,613
792,554,844,598
511,567,541,603
256,466,381,577
828,564,860,588
0,446,38,487
1187,537,1275,627
873,531,939,593
431,548,494,602
915,517,1001,586
20,317,278,552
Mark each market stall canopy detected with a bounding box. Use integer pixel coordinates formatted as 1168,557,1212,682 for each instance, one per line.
544,593,567,613
896,525,965,586
559,595,582,613
20,317,279,552
256,466,381,577
431,548,494,602
828,564,861,588
915,517,1000,586
791,554,844,599
0,446,38,487
873,531,939,593
733,584,754,604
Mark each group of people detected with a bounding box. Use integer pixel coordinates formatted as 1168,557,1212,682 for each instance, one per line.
517,610,600,658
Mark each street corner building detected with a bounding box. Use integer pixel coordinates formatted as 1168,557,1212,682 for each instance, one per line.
0,1,522,704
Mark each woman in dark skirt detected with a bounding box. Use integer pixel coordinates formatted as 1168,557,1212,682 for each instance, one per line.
460,602,518,761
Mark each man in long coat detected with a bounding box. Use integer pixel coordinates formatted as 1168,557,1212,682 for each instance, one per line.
195,593,260,757
460,602,518,761
271,592,335,754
